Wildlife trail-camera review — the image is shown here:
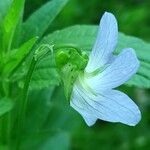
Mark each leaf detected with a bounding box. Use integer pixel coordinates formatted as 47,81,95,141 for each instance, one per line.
41,87,82,131
22,87,55,135
40,25,150,88
39,132,70,150
0,98,14,116
0,145,9,150
21,131,70,150
3,37,38,75
2,0,25,51
0,0,12,25
21,86,80,135
30,55,60,90
21,0,69,44
19,87,81,149
0,0,12,50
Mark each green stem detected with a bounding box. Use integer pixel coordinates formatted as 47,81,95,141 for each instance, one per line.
0,113,11,147
0,116,7,145
0,82,5,97
2,81,10,97
14,44,77,148
6,112,12,149
0,80,11,147
20,58,36,119
0,118,2,144
16,58,37,149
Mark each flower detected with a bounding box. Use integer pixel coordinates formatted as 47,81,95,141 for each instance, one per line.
70,12,141,126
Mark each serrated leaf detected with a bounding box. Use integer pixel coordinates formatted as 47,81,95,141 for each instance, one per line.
2,0,25,51
21,0,69,44
3,37,38,75
30,55,60,90
0,98,14,116
40,25,150,88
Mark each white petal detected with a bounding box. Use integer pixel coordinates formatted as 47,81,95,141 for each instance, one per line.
86,12,118,72
70,84,97,126
86,48,140,91
94,90,141,126
82,114,97,126
70,83,141,126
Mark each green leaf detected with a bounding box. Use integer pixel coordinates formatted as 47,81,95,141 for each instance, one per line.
21,0,69,44
0,98,14,116
19,87,81,149
21,131,70,150
0,0,12,25
30,55,60,90
0,0,12,50
22,87,55,135
3,37,38,75
40,25,150,88
2,0,25,51
39,132,70,150
0,145,9,150
40,87,82,131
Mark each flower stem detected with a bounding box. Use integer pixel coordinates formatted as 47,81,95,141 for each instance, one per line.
0,80,11,147
15,44,73,148
16,58,37,149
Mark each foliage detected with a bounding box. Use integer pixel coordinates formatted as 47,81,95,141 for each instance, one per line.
0,0,150,149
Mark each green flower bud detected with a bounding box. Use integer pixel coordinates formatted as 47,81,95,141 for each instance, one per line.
55,48,88,100
55,50,69,69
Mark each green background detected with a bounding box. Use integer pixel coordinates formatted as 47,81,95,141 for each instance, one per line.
22,0,150,149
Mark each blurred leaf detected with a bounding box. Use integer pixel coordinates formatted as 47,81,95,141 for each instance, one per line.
0,0,12,50
3,37,38,75
23,87,55,134
0,145,9,150
41,87,82,131
18,86,82,149
0,0,12,25
0,98,14,116
21,131,70,150
39,132,70,150
21,0,69,44
41,25,150,88
2,0,25,51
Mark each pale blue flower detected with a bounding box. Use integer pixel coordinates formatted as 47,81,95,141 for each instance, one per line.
70,12,141,126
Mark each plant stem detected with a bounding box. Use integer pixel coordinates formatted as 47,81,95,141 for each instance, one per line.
0,80,11,147
0,113,11,147
16,58,37,149
14,44,66,149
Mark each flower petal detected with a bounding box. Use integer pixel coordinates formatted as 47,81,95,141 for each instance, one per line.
86,48,140,91
86,12,118,72
70,84,97,126
82,114,97,126
94,90,141,126
71,82,141,126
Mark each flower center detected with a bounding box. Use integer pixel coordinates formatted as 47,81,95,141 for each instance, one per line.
77,72,97,96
